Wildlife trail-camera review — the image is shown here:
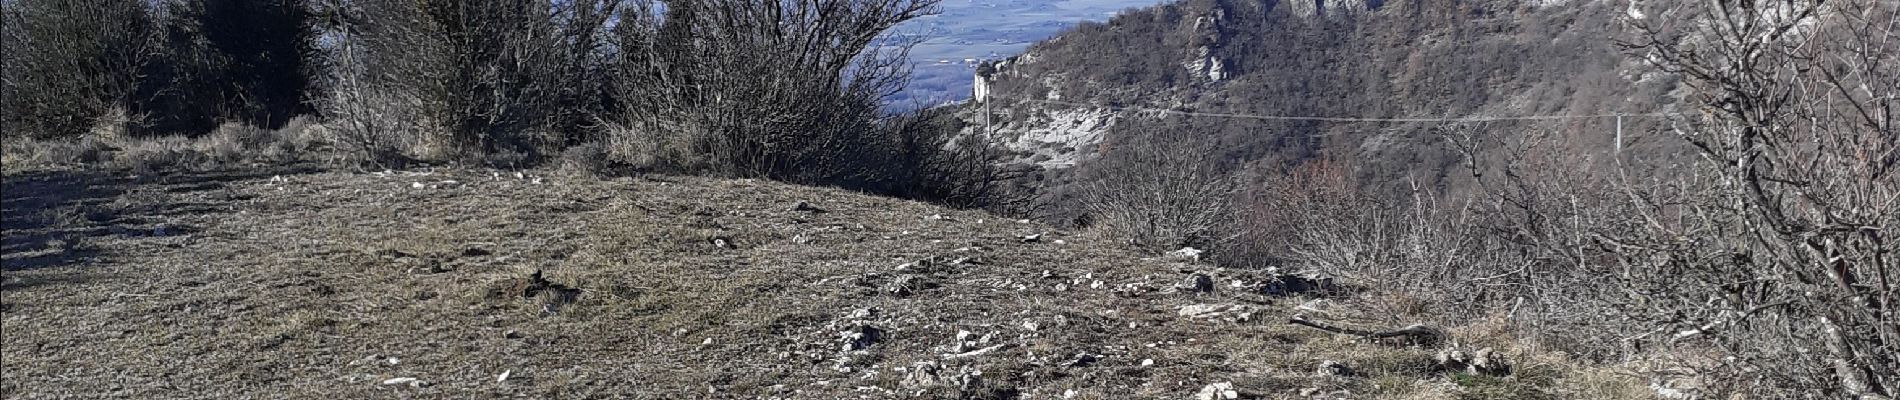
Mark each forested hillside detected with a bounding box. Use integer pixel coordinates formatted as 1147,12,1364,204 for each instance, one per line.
969,0,1683,195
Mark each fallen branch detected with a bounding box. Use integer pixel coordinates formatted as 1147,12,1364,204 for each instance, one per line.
942,343,1015,359
1290,314,1444,345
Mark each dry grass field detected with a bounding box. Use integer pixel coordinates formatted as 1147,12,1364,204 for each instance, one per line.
1,168,1645,398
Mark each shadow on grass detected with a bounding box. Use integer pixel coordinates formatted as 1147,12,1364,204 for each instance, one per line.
2,166,316,272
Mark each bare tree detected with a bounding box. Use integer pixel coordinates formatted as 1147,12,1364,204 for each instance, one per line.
1613,0,1899,396
1079,122,1239,251
2,0,157,139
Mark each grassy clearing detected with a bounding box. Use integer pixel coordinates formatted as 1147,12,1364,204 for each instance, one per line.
1,169,1647,398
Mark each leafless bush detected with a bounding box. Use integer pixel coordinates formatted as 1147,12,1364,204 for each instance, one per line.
1341,2,1900,395
1079,125,1238,251
1,0,158,139
311,0,612,165
1610,0,1900,396
556,141,612,177
603,0,940,184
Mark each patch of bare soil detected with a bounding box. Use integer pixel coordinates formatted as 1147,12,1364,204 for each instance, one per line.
2,169,1638,398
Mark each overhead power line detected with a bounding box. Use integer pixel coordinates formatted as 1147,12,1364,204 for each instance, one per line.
1010,97,1681,123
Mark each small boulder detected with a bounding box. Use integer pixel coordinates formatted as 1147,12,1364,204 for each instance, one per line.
1166,247,1205,262
1195,382,1239,400
1179,304,1253,322
1316,360,1353,377
885,274,935,297
1435,347,1511,376
1179,273,1215,294
1259,273,1337,297
902,361,944,388
840,325,883,351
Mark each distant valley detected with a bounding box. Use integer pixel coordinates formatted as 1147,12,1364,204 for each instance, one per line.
888,0,1172,106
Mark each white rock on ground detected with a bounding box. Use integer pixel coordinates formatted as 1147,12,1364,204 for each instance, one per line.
1166,247,1204,262
1195,382,1239,400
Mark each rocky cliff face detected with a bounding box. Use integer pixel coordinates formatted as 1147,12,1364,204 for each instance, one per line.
962,0,1683,192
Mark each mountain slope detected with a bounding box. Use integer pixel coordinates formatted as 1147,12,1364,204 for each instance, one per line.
967,0,1683,190
0,169,1645,398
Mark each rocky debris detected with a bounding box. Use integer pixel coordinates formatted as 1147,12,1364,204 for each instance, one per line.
902,361,946,388
945,343,1014,359
1435,347,1511,376
900,362,987,392
949,329,993,353
1178,304,1255,322
1195,382,1239,400
941,329,1015,359
1179,272,1215,294
839,325,883,351
1298,387,1352,397
1065,353,1099,367
1166,247,1205,262
885,274,923,297
707,236,738,250
790,201,828,213
1317,360,1354,377
1258,271,1338,297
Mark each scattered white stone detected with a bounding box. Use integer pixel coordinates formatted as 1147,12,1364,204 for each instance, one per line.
1179,304,1240,319
382,377,425,387
1195,382,1239,400
410,182,425,189
1141,359,1155,367
1317,360,1352,377
1064,388,1078,398
1179,273,1215,294
1167,247,1204,262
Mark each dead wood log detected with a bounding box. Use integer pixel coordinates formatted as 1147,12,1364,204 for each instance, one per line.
1290,314,1445,346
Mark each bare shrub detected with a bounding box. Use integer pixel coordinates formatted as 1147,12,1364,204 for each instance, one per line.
556,141,612,177
112,135,208,174
1078,124,1238,251
1610,0,1900,395
599,120,699,172
1,0,158,139
0,134,115,170
136,0,315,136
311,0,612,165
603,0,941,184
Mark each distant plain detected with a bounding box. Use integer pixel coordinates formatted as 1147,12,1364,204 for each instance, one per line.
890,0,1169,106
